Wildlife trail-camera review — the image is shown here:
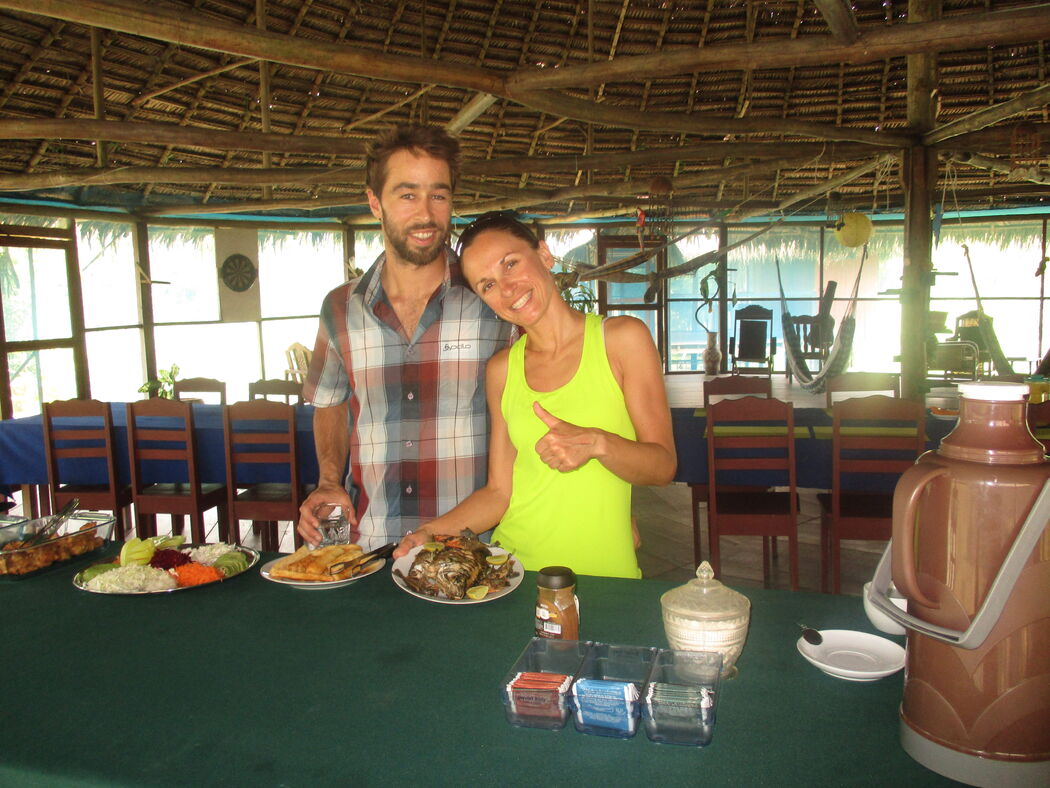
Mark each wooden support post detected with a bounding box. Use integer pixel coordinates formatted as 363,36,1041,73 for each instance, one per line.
66,220,90,398
132,221,157,390
717,223,729,373
900,0,940,401
900,146,936,401
257,0,271,201
89,27,107,168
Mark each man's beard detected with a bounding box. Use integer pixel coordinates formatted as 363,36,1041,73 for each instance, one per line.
383,218,449,267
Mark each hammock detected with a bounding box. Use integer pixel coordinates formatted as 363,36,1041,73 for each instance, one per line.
775,247,867,394
959,245,1016,377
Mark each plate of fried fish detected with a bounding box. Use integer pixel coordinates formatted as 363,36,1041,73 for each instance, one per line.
391,532,522,605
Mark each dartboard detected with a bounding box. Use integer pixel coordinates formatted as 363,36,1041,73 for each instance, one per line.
221,253,258,292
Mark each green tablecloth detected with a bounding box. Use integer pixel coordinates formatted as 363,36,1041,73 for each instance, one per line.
0,555,960,787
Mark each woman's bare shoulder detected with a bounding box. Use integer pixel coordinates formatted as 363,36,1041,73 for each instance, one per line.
602,314,656,348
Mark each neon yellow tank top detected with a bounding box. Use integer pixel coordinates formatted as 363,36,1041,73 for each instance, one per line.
493,313,640,578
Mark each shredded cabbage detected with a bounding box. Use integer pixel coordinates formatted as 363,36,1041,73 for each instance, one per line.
184,543,236,565
85,565,177,593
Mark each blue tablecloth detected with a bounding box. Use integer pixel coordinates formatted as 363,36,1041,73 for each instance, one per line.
671,407,956,489
0,403,957,492
0,403,320,486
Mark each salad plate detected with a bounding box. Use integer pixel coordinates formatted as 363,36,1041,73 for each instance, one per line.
73,544,259,595
797,629,905,682
391,545,523,605
259,556,385,589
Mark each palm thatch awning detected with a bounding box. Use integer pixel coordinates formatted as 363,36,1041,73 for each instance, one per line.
0,0,1046,223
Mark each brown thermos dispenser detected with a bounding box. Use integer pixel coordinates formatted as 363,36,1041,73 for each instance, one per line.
869,382,1050,786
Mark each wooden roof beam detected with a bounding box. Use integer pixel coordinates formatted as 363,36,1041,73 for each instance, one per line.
0,118,367,156
506,7,1050,91
464,142,872,176
949,152,1050,186
445,93,499,136
0,0,907,145
924,83,1050,145
1,0,502,94
813,0,859,45
130,58,258,108
0,166,363,190
461,157,812,214
731,154,895,221
139,195,366,216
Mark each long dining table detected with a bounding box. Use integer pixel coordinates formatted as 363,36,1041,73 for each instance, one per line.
671,406,958,488
0,403,320,515
0,403,320,489
0,404,958,491
0,553,959,787
0,404,964,516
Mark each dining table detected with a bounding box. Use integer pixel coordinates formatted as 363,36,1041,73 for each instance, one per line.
0,553,960,787
0,403,321,516
0,404,960,495
671,406,958,489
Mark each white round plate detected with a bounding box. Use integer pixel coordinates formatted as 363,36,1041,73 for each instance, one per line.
391,545,523,604
797,629,905,681
259,557,385,589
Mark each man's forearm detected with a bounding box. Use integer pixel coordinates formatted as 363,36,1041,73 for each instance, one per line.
313,403,350,488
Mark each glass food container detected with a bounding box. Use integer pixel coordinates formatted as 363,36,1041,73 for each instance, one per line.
660,561,751,678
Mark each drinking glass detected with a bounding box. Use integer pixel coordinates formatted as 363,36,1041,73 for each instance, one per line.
314,503,350,546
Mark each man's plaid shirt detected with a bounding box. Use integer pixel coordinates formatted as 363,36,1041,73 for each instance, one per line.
304,249,514,549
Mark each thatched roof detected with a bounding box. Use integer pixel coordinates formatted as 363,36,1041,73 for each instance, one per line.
0,0,1048,225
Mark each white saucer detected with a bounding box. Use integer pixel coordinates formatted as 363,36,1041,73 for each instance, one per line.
797,629,905,682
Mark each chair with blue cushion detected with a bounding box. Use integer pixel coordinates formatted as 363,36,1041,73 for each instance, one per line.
126,398,228,543
43,399,132,540
223,400,312,552
706,396,798,590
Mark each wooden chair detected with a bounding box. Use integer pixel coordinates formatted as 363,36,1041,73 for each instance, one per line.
223,400,311,552
928,341,979,381
703,374,772,409
816,395,925,594
784,315,828,383
285,343,313,384
173,377,227,406
1027,399,1050,454
126,399,228,543
706,396,799,590
729,305,776,376
42,399,132,540
248,378,304,405
690,376,775,565
825,372,900,408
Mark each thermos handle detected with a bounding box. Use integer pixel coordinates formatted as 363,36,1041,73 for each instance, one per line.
890,464,947,609
870,479,1050,650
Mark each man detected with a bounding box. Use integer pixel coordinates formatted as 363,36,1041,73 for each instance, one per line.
298,125,514,550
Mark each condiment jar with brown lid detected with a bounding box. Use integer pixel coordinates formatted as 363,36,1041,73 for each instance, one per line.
660,561,751,678
535,566,580,640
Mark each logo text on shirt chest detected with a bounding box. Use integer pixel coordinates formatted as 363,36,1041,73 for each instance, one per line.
443,342,472,352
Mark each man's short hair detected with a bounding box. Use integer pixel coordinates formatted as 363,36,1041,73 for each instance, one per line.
365,125,461,195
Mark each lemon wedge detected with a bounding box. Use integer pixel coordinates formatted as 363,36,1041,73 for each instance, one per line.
485,553,509,566
465,585,489,600
422,541,444,552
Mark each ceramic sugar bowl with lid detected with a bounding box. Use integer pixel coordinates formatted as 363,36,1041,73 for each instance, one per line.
660,561,751,678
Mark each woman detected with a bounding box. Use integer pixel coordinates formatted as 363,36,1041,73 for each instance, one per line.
393,212,676,578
